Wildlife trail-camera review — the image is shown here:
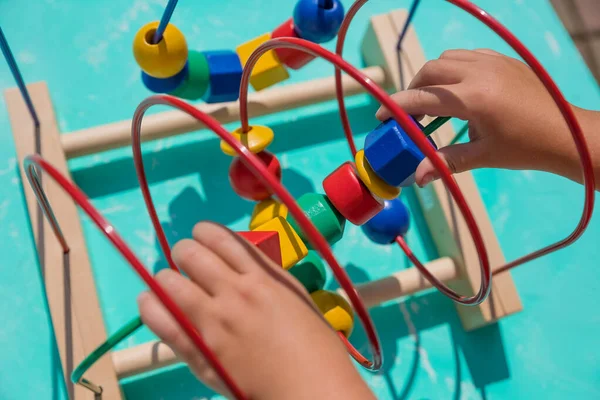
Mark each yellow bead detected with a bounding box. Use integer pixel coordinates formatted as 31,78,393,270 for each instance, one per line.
236,33,290,91
355,150,401,200
253,216,307,269
220,125,274,156
310,290,354,337
133,21,188,78
249,198,288,230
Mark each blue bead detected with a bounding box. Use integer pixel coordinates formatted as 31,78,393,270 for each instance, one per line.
202,50,243,103
293,0,345,43
361,198,410,244
364,118,437,187
141,62,188,93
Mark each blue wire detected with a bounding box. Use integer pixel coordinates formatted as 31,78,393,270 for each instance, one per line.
152,0,179,44
0,26,40,127
396,0,421,52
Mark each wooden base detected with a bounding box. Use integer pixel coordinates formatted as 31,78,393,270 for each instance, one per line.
5,82,122,399
361,10,522,330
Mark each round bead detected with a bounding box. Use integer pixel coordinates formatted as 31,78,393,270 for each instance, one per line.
323,162,384,226
362,198,410,244
310,290,354,337
221,125,274,156
133,21,188,78
293,0,345,43
229,151,281,201
271,18,316,69
355,150,401,200
288,251,326,293
288,193,346,249
141,62,188,93
169,51,210,100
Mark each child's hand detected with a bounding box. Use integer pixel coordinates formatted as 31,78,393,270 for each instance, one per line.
137,222,375,400
376,49,593,187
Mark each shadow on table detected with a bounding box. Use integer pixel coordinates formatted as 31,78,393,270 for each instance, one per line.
333,261,511,400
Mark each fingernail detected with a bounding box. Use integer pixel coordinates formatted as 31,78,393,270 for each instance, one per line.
137,291,150,305
419,174,435,187
375,107,383,119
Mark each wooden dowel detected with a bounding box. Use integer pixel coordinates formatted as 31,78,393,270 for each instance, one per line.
111,257,456,379
61,66,387,159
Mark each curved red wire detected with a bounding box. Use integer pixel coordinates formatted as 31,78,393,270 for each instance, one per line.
239,37,492,307
22,154,246,400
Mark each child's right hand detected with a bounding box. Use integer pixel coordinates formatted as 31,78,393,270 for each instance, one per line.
376,49,596,188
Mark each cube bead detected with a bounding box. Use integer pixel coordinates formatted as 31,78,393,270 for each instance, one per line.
364,119,437,187
355,150,401,200
236,33,290,91
293,0,345,43
253,217,308,269
202,50,243,103
288,251,326,293
229,151,281,201
169,50,210,100
310,290,354,337
141,62,188,93
323,162,383,226
271,19,316,69
133,21,188,78
249,198,288,230
221,125,274,156
361,198,410,244
237,231,282,266
288,193,346,249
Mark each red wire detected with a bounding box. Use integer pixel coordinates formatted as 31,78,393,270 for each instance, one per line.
21,154,247,400
239,37,493,307
334,0,368,157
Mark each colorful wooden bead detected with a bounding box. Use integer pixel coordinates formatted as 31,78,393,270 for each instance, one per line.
133,21,188,78
288,251,326,293
355,150,401,200
364,118,437,187
237,231,282,266
229,151,281,201
249,198,288,230
202,50,243,103
272,19,316,69
310,290,354,337
168,50,210,100
236,33,290,91
362,198,410,244
293,0,345,43
253,216,308,270
288,193,346,248
141,62,188,93
322,162,384,226
220,125,274,156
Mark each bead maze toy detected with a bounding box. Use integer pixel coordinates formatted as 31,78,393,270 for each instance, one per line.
3,0,595,399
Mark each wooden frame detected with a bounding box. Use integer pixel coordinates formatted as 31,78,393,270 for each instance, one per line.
5,8,521,397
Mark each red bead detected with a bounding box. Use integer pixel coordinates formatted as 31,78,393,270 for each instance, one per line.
237,231,282,266
323,162,384,225
229,151,281,201
271,19,316,70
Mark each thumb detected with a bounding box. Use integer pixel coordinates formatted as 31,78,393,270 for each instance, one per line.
415,141,486,187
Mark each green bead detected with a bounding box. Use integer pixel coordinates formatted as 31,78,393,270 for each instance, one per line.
288,193,346,248
169,50,210,100
288,251,326,293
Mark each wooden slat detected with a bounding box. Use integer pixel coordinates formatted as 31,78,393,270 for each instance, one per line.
5,82,123,398
361,10,522,330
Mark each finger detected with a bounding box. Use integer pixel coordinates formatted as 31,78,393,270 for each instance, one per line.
414,141,489,187
192,222,272,275
376,85,467,121
137,291,211,376
408,59,468,90
474,48,502,56
154,268,212,317
439,49,482,61
172,239,238,295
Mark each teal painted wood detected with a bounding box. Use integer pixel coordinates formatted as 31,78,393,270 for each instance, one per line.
0,1,599,399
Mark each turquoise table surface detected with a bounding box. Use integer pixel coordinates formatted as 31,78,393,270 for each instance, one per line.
1,1,599,399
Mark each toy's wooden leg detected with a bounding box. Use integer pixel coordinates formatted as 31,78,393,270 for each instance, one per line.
362,10,522,331
5,82,122,399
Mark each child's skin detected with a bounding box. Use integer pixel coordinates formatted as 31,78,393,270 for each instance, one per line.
138,50,600,399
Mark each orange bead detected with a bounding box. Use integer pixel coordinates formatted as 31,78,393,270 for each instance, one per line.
229,151,281,201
